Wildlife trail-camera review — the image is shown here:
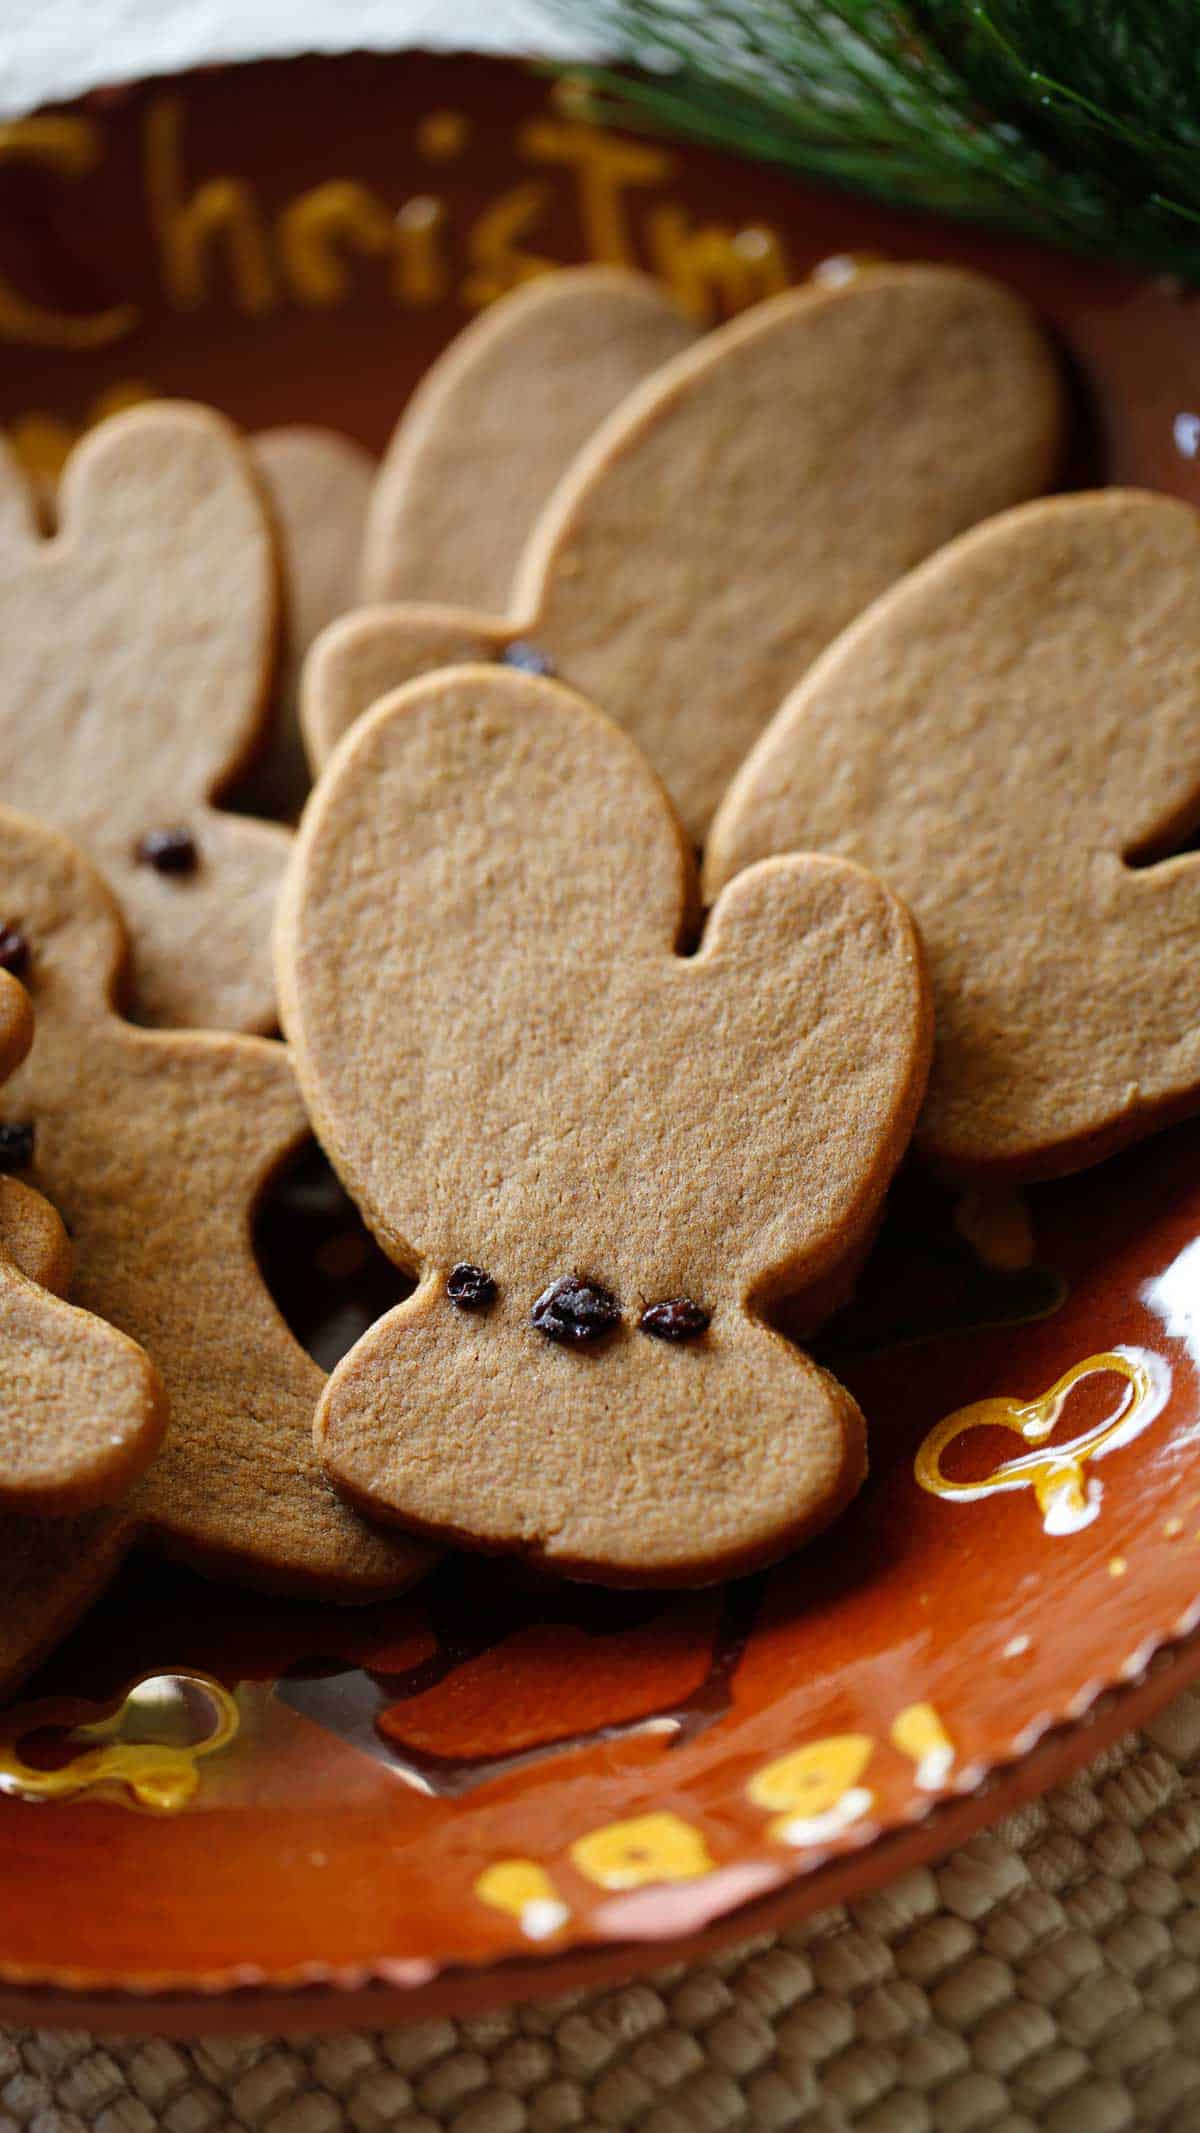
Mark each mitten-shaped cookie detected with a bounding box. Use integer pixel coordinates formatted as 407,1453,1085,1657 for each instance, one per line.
0,402,289,1031
0,959,146,1698
0,805,430,1594
277,669,931,1585
247,426,376,818
708,490,1200,1179
0,967,166,1515
361,267,698,611
307,266,1063,841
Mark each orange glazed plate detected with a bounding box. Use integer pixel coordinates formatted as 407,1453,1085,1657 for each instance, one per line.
3,49,1200,2033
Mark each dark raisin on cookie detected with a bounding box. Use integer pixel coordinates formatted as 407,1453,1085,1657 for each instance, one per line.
0,1121,34,1171
639,1297,711,1342
531,1274,620,1346
136,826,199,875
500,641,556,678
447,1262,498,1311
0,924,29,977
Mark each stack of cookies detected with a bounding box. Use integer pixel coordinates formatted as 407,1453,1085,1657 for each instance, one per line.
2,257,1191,1701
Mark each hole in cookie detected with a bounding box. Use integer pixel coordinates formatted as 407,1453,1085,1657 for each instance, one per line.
0,1120,35,1172
254,1139,412,1370
670,858,705,960
223,733,311,829
0,923,30,977
804,1161,1065,1362
1055,336,1106,493
499,640,556,678
1124,809,1200,871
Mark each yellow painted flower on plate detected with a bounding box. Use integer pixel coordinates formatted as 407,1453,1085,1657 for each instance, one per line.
570,1810,715,1890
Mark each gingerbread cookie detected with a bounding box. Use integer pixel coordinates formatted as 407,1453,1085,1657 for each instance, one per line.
361,268,698,611
0,1255,165,1519
0,967,167,1516
0,962,71,1293
0,962,30,1078
276,667,931,1585
0,968,72,1292
707,490,1200,1179
306,266,1063,841
0,401,290,1031
0,805,431,1601
0,1172,71,1294
246,426,376,818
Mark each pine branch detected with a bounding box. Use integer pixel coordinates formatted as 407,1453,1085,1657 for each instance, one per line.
549,2,1200,280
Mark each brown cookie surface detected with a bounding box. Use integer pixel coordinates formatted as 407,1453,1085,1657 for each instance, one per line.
0,1176,71,1293
0,1261,166,1517
0,805,431,1594
0,963,31,1078
0,402,290,1031
0,970,67,1288
0,966,167,1517
707,490,1200,1179
0,971,70,1290
247,426,376,819
306,266,1063,840
361,267,698,611
277,668,931,1585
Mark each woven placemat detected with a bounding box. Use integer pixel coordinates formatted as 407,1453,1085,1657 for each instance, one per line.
6,1692,1200,2133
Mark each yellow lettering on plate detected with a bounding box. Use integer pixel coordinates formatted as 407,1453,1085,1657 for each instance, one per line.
0,118,137,348
278,180,395,306
521,119,670,268
394,196,449,308
648,208,791,321
144,96,275,315
461,181,555,309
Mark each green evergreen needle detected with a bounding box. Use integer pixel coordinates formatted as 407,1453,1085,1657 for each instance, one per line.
549,2,1200,279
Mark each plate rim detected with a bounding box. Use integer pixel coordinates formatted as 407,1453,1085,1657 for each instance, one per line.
1,1606,1196,2034
3,44,1199,2032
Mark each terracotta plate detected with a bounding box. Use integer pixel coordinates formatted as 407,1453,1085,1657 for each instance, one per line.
3,50,1200,2035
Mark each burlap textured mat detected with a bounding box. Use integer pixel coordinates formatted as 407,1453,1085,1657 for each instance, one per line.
5,1690,1200,2132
